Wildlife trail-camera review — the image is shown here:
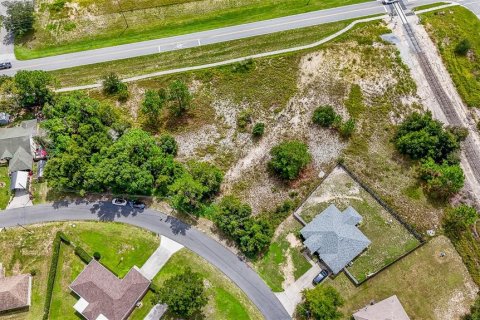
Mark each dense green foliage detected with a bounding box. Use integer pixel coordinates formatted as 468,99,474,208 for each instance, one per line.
419,158,464,198
157,268,208,318
394,112,460,162
214,196,273,257
158,134,178,156
1,0,34,38
339,118,356,138
252,122,265,137
141,89,166,124
296,285,344,320
455,39,471,56
444,205,478,237
102,73,127,96
168,80,192,116
312,105,338,127
268,140,311,180
14,70,54,108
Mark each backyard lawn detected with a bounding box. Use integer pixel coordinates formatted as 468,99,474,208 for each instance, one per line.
0,166,11,209
330,236,478,320
298,166,421,282
19,0,368,59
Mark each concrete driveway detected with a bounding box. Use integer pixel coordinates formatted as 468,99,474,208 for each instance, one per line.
6,189,32,209
139,235,183,280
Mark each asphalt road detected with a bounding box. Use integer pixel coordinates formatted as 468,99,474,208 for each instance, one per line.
0,0,451,75
0,202,291,320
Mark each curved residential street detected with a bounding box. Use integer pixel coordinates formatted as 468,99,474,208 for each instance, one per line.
0,202,291,320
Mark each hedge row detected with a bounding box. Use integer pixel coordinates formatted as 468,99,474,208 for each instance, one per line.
74,246,92,264
43,233,62,320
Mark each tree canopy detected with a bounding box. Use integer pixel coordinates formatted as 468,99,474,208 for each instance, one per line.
14,70,54,108
444,204,478,236
297,285,344,320
312,105,338,128
419,158,465,199
168,80,192,116
1,0,34,38
268,140,312,180
157,268,208,318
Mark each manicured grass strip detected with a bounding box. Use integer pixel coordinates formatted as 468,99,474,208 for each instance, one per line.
0,166,11,209
421,6,480,108
413,2,450,11
254,241,288,292
50,18,355,87
18,0,368,59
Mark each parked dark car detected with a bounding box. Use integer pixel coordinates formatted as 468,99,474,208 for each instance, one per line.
128,200,146,210
0,62,12,70
312,269,329,285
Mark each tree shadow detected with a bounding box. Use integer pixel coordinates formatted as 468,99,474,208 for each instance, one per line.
165,215,190,235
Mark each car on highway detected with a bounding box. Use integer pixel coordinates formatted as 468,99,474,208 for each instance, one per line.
112,198,128,206
312,269,329,285
0,62,12,70
128,200,146,210
382,0,398,4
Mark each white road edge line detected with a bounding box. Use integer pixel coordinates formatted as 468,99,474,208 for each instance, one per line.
55,15,385,93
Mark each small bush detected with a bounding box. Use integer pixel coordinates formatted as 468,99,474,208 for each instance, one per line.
232,59,254,73
268,140,312,180
30,269,37,276
102,73,126,95
252,122,265,137
312,105,337,127
117,87,129,102
455,39,471,56
339,118,356,138
93,252,101,260
74,246,93,264
237,108,252,129
158,134,178,156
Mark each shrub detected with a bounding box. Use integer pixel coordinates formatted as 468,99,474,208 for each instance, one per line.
188,161,224,199
43,233,62,320
158,134,178,156
268,140,312,180
168,80,192,116
117,88,129,102
237,108,252,129
102,73,126,95
419,158,465,199
443,205,478,237
232,59,254,73
296,285,344,320
93,252,101,260
74,246,93,264
455,39,471,56
30,269,37,276
252,122,265,137
339,118,356,138
312,105,337,127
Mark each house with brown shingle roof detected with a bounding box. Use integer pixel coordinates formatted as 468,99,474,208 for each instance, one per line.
70,260,151,320
353,295,410,320
0,264,32,313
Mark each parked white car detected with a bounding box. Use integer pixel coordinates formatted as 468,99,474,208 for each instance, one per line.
111,198,127,206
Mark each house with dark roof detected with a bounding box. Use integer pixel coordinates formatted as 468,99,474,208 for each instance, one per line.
0,119,37,174
300,204,371,274
70,260,151,320
0,264,32,313
353,295,410,320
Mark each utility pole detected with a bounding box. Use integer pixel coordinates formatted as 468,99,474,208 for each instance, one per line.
116,0,129,30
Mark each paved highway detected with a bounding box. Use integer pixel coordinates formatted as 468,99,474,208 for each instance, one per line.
0,0,455,75
0,202,291,320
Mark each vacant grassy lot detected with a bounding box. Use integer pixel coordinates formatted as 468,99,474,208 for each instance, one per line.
149,248,263,320
330,236,477,320
298,166,420,282
254,217,312,292
50,18,355,87
0,222,262,320
421,6,480,108
19,0,367,59
0,166,11,209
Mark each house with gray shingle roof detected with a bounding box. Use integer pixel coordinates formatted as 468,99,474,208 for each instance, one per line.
300,204,371,274
0,119,37,174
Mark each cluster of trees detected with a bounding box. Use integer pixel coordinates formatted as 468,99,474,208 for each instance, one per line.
1,0,35,38
312,105,356,138
268,140,312,180
0,70,54,113
296,285,344,320
213,196,272,257
394,112,466,198
42,92,223,214
443,204,478,238
140,79,193,125
155,268,208,318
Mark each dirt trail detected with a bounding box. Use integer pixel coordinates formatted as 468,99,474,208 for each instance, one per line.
388,14,480,205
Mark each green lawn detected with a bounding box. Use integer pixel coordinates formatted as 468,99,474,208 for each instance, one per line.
50,18,356,87
19,0,368,59
298,167,421,283
330,236,477,320
149,248,263,320
0,166,11,209
413,2,449,11
421,6,480,108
